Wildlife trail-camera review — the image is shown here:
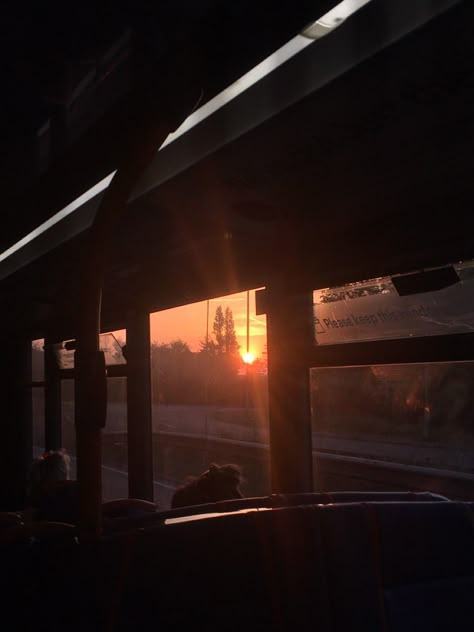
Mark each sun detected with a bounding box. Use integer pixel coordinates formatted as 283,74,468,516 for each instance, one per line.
242,351,256,365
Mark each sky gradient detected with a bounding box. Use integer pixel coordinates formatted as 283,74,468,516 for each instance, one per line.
150,289,267,358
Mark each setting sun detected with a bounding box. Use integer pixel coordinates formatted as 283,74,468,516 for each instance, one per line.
242,351,255,364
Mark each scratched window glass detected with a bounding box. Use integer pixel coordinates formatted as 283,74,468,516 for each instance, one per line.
310,363,474,500
313,260,474,345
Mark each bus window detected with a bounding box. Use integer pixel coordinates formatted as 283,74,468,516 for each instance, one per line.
61,379,76,478
310,363,474,500
313,261,474,346
102,376,128,500
100,331,127,366
150,289,269,509
61,375,128,498
58,331,128,498
100,330,127,500
54,330,126,369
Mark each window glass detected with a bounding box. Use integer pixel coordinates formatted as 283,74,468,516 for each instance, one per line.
150,289,269,509
32,339,44,382
61,376,128,496
61,380,76,478
313,260,474,345
54,330,127,369
310,362,474,499
102,377,128,500
100,331,127,366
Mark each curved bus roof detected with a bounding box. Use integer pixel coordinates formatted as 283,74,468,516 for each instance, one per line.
0,0,472,340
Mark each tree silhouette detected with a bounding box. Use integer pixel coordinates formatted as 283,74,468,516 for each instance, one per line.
212,305,225,353
224,306,239,356
209,305,239,357
199,338,218,356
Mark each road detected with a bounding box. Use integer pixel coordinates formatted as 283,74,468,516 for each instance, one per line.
99,402,474,473
55,402,474,505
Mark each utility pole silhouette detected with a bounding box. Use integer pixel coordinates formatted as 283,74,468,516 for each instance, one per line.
245,290,250,418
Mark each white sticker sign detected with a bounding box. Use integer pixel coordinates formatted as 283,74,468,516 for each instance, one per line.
313,273,474,345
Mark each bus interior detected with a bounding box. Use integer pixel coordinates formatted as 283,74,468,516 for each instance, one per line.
0,1,473,630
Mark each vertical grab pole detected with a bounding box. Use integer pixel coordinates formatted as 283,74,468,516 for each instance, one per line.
74,55,202,534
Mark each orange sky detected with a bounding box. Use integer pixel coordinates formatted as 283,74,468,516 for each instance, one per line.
149,289,267,358
34,289,267,366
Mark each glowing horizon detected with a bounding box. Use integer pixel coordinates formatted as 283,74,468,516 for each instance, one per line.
242,351,256,365
149,289,266,358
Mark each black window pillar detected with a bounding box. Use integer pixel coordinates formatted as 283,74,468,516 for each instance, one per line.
0,338,33,509
265,288,314,494
126,310,154,501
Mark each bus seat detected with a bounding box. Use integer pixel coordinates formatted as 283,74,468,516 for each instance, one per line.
0,521,81,630
371,501,474,631
272,492,331,506
0,511,23,529
273,491,449,506
33,480,80,525
319,502,383,632
318,500,474,632
383,576,473,632
114,506,332,631
108,500,474,631
327,491,449,503
2,500,469,631
254,505,332,630
103,495,274,533
162,494,273,518
372,502,473,585
114,512,273,629
102,497,158,519
103,491,450,535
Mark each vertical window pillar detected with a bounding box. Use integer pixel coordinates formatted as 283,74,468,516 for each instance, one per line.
0,338,33,509
126,310,154,501
44,338,62,451
264,288,314,494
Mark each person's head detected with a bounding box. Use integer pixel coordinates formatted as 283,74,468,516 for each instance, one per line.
29,450,71,504
171,463,243,509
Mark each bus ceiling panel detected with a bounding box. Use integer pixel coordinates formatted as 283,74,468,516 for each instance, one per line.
0,0,336,254
1,0,472,335
0,193,101,283
123,0,472,239
110,0,473,283
0,0,465,282
274,210,474,295
132,0,467,208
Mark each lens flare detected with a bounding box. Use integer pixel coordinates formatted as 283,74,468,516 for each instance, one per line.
242,351,255,364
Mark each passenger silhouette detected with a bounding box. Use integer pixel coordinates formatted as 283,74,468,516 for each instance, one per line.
28,449,79,524
171,463,243,509
29,450,71,502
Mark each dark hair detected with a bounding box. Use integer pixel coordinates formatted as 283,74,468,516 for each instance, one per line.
171,463,243,509
29,450,71,506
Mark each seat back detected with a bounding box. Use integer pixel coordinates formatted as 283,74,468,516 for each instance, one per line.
103,490,449,534
372,501,474,632
114,506,332,631
6,497,471,631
